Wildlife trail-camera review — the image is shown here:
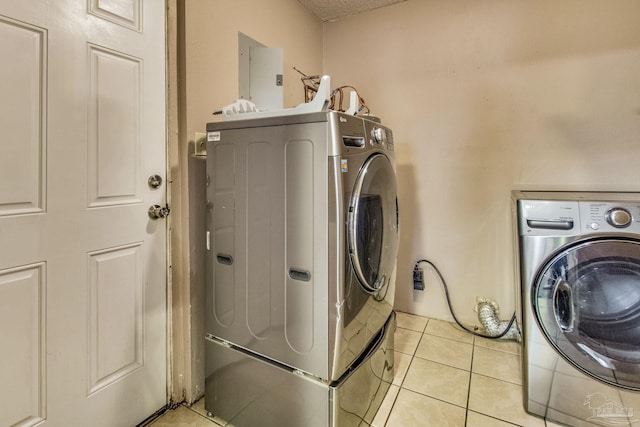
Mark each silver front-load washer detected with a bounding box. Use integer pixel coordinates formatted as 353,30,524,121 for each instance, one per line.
514,191,640,427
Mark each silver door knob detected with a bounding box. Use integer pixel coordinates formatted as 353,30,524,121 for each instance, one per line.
148,204,170,219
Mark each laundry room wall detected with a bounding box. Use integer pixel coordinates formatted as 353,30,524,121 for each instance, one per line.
184,0,323,135
323,0,640,324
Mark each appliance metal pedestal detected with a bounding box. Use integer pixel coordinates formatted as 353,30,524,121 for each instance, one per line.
205,313,396,427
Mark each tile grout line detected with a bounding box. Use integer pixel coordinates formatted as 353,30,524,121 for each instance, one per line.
387,318,482,424
381,317,429,426
465,337,476,427
466,342,527,426
398,317,527,426
395,315,486,426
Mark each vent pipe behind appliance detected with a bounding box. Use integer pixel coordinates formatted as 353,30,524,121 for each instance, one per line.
475,299,521,341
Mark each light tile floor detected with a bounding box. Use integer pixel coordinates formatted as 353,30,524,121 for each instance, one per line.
149,311,557,427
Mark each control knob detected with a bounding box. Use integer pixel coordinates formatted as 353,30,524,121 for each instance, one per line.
371,127,386,144
606,207,632,228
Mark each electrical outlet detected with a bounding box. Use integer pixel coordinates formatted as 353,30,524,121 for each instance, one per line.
413,267,425,291
195,132,207,156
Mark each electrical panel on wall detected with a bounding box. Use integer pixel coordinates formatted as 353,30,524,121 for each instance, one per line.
238,32,283,111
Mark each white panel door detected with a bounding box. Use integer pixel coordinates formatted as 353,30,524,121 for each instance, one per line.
0,1,167,426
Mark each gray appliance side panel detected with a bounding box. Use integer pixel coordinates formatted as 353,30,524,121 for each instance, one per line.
205,121,330,378
206,141,238,331
510,193,523,337
188,153,207,401
327,154,343,381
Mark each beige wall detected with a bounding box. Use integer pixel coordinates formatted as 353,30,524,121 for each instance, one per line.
324,0,640,323
184,0,323,139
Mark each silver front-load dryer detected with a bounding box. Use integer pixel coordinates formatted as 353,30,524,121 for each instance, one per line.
204,111,398,426
514,191,640,426
204,111,398,380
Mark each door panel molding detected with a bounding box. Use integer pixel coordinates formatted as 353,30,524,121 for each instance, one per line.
88,0,142,32
87,43,142,208
0,262,46,427
87,243,144,395
0,16,47,216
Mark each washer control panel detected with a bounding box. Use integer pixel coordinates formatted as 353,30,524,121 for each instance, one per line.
518,197,640,236
580,201,640,233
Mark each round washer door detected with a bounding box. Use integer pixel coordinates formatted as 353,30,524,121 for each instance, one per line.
534,237,640,390
347,153,399,293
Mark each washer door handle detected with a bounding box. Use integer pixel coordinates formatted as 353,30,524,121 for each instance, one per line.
553,279,575,332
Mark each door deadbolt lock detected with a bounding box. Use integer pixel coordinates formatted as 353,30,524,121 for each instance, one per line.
148,174,163,189
148,204,170,219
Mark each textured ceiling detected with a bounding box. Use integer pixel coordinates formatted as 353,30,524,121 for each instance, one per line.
298,0,406,22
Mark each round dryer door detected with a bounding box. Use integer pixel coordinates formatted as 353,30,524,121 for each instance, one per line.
348,153,399,293
534,237,640,390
